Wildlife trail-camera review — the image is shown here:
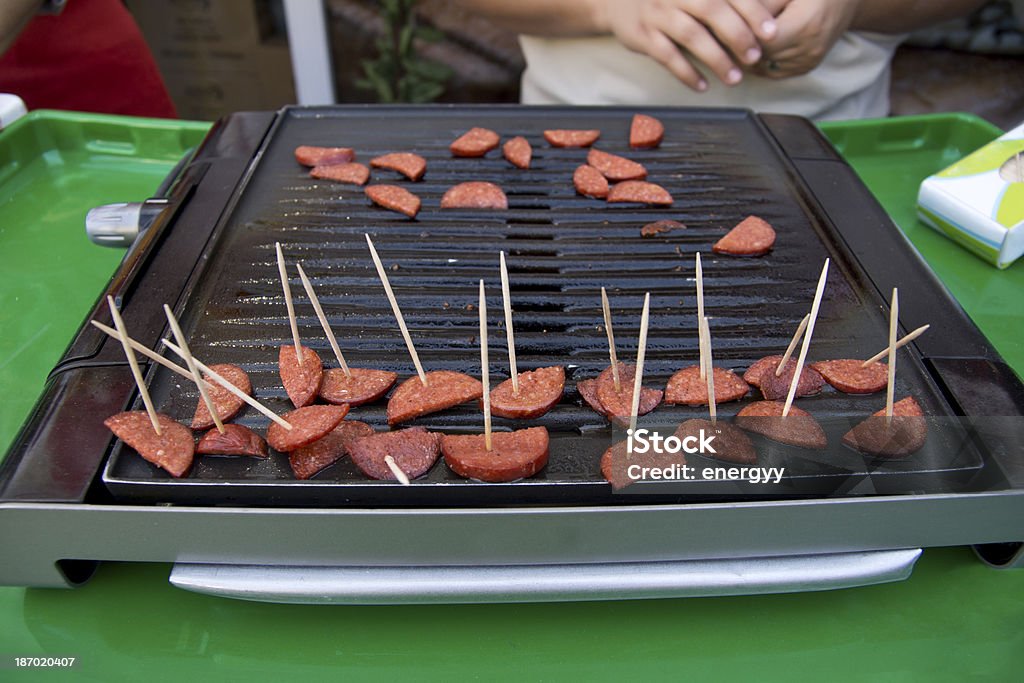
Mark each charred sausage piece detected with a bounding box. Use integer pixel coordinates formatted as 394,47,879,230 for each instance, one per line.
713,215,776,256
586,148,647,181
267,404,350,452
606,180,673,205
192,363,251,430
310,162,370,185
743,355,783,388
576,378,605,414
664,365,749,405
295,145,355,167
735,401,827,450
759,359,825,401
573,164,609,199
502,136,532,169
442,426,549,482
440,181,508,210
288,420,375,480
630,113,664,149
640,219,684,237
489,366,565,419
811,359,888,394
594,362,664,424
319,367,399,407
675,418,757,465
387,370,484,425
348,427,443,481
544,129,601,148
365,184,422,218
450,127,500,157
842,396,927,458
370,152,427,181
196,423,268,457
104,411,195,478
279,345,323,408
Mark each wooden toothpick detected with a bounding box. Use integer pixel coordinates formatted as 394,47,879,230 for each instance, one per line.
628,292,651,434
276,242,303,364
161,339,293,430
783,259,830,417
702,317,717,425
775,314,810,376
384,455,411,486
480,280,492,452
499,251,519,395
601,286,621,392
93,320,291,430
366,234,428,386
863,324,929,367
696,252,706,379
164,305,225,434
107,296,161,435
296,262,351,377
885,288,899,421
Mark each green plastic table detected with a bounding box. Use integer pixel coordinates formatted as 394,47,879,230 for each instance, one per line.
0,111,1021,681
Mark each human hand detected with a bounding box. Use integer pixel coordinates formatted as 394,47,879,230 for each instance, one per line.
597,0,781,91
752,0,861,78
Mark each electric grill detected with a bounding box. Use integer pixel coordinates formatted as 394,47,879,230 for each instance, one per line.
1,106,1021,602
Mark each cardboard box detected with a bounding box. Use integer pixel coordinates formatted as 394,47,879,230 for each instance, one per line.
125,0,296,121
917,122,1024,269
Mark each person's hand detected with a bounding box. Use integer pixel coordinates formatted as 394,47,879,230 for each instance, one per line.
752,0,862,78
597,0,781,91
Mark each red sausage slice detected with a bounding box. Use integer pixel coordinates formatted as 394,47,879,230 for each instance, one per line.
607,180,673,205
489,366,565,419
365,184,421,219
713,215,776,256
502,136,532,169
743,355,783,387
319,367,399,407
594,362,664,424
576,378,604,414
192,363,251,430
348,427,442,481
279,345,323,408
664,365,749,405
288,420,375,480
544,129,600,148
675,418,757,465
310,162,370,185
842,396,927,458
370,152,427,181
587,148,647,181
759,359,825,401
640,219,684,237
295,145,355,167
573,164,609,199
630,114,664,149
442,426,549,482
105,411,194,478
267,404,349,452
811,359,888,394
736,401,827,450
601,436,690,490
196,423,268,457
440,181,508,209
387,370,484,425
450,127,500,157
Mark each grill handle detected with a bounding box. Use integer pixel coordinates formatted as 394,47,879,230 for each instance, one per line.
170,549,921,604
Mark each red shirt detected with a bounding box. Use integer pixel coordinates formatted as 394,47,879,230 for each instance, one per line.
0,0,177,118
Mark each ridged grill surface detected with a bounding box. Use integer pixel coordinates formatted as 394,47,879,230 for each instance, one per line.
104,107,976,506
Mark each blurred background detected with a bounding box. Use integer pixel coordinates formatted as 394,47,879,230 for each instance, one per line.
117,0,1024,127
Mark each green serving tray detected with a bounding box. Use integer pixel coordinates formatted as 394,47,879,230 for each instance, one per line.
0,110,210,458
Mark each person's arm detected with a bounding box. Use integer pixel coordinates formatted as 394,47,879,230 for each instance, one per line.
454,0,780,91
0,0,43,55
756,0,989,78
